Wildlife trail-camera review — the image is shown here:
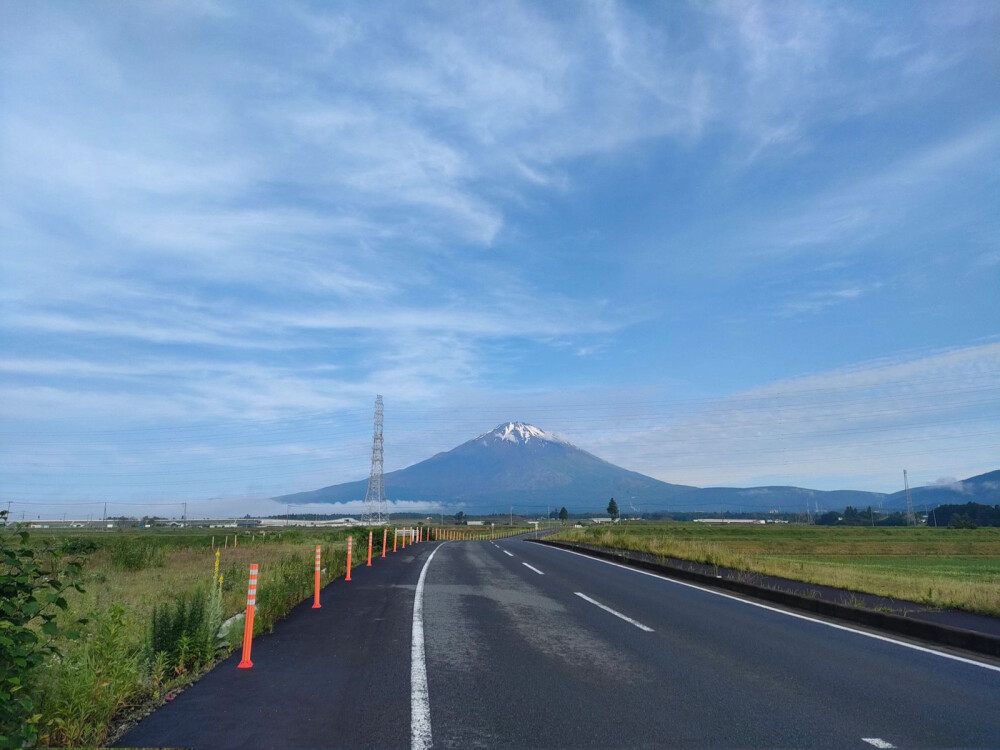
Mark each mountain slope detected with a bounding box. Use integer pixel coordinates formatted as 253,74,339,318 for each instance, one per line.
277,422,694,511
881,470,1000,510
275,422,996,513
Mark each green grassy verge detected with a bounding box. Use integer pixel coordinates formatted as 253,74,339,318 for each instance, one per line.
13,526,381,747
549,523,1000,617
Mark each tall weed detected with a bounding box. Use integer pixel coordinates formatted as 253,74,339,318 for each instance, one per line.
36,605,142,747
109,538,163,571
149,587,225,674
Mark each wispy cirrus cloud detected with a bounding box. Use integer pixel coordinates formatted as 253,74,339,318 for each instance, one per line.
1,1,996,515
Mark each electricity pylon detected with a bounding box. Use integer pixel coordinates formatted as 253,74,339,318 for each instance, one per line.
362,395,388,525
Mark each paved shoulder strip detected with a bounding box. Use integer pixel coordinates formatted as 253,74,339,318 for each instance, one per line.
412,544,445,750
574,592,654,632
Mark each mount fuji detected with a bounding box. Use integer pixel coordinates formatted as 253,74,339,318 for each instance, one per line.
275,421,995,513
276,421,694,512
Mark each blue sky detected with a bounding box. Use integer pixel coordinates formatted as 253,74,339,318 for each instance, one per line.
2,0,998,518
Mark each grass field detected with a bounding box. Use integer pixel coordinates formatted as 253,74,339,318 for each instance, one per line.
550,523,1000,617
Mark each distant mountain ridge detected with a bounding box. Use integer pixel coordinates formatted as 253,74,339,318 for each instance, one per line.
275,421,998,513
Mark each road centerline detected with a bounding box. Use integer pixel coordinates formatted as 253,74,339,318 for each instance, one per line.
574,592,654,632
861,738,895,748
411,543,445,750
522,562,544,575
503,550,514,557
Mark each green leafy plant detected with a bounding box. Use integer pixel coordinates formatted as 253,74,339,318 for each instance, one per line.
37,604,142,747
0,511,86,748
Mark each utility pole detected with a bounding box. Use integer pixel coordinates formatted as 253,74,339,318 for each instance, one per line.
285,504,289,527
510,506,513,527
182,502,187,526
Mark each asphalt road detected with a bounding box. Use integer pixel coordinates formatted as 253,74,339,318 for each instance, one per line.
118,536,1000,749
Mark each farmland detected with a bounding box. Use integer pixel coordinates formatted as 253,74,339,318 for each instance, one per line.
549,523,1000,617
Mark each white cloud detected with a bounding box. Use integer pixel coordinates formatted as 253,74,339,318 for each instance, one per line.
1,0,996,514
575,341,1000,491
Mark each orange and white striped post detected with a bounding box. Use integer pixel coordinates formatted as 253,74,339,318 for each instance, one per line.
402,528,407,550
367,531,373,566
382,527,388,558
418,527,422,543
345,536,353,581
393,529,398,553
238,564,258,669
312,545,322,609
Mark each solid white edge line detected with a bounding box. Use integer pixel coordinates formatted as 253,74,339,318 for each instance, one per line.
411,543,444,750
503,550,514,557
522,562,545,575
861,738,895,748
540,544,1000,673
575,592,654,632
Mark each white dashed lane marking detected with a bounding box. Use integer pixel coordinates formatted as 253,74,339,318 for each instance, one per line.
574,592,654,632
522,562,544,575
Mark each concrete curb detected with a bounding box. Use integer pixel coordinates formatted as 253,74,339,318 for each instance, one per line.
529,538,1000,658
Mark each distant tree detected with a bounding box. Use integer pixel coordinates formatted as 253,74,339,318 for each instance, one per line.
816,511,841,526
949,513,978,529
936,502,1000,528
607,498,619,521
454,511,465,522
559,507,569,522
549,509,559,519
876,512,908,527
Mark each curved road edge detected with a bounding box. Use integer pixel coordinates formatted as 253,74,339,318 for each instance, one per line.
528,538,1000,660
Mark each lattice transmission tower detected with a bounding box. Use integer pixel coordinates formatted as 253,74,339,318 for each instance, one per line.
362,395,388,525
903,469,916,526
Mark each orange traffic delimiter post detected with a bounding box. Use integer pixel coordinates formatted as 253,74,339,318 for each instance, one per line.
382,527,388,558
238,563,259,668
345,536,353,581
367,531,373,567
312,545,322,609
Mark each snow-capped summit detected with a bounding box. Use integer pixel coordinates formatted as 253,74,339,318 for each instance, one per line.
477,421,563,445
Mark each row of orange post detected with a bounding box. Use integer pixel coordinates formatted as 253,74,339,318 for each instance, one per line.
237,526,427,669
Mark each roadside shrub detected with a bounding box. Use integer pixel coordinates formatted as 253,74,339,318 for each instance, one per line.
60,538,99,556
109,538,163,571
35,605,142,747
0,513,86,748
253,553,313,633
149,587,224,674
